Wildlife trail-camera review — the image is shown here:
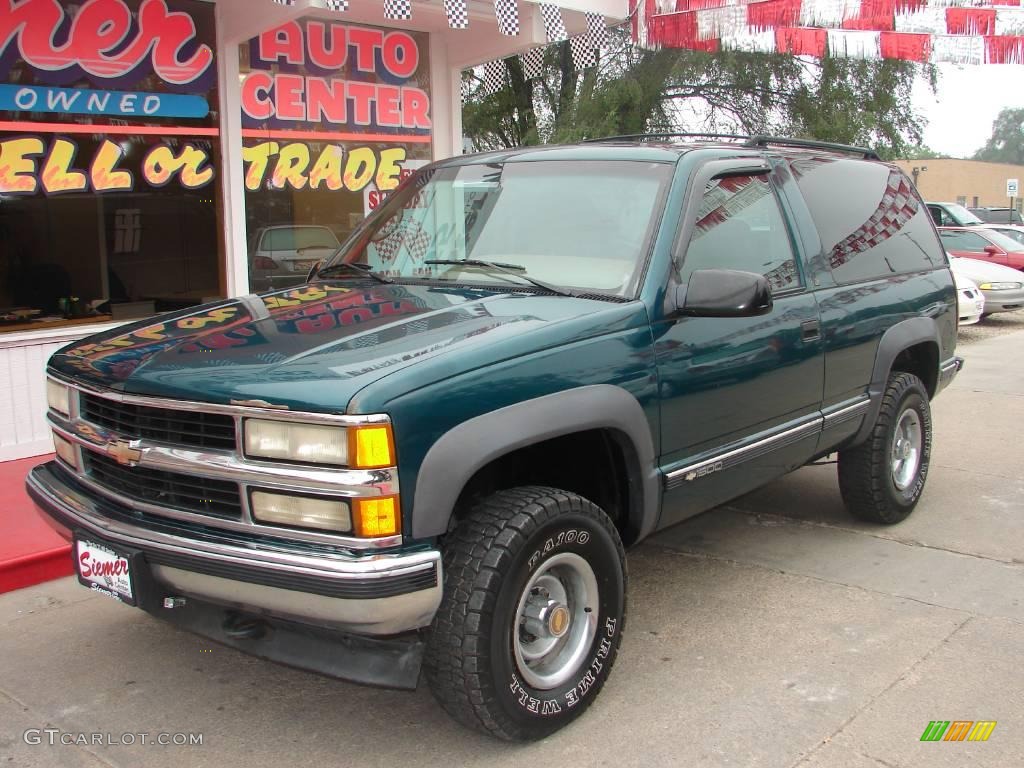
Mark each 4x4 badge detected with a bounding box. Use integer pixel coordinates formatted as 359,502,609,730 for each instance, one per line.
107,439,143,467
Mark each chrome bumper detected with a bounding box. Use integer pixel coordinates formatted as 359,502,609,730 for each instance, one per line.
938,356,964,393
27,462,442,636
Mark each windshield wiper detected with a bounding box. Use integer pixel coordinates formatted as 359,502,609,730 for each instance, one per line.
316,262,392,284
424,259,574,297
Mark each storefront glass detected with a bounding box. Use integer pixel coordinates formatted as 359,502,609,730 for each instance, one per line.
239,16,433,292
0,0,224,333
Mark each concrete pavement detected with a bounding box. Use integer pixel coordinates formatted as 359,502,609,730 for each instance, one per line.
2,329,1022,767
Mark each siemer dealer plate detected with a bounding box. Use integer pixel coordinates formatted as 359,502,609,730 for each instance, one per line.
75,538,134,603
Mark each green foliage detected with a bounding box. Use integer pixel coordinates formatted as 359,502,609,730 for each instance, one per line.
973,108,1024,165
463,31,932,159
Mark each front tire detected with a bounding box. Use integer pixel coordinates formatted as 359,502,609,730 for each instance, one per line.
424,487,626,741
838,372,932,524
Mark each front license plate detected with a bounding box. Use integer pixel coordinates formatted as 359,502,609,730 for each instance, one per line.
75,538,134,604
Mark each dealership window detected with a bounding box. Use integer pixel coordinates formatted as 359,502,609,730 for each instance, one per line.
238,17,433,292
0,0,224,333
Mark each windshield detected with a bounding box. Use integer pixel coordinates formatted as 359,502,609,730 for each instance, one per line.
943,204,984,226
325,160,673,297
261,227,340,251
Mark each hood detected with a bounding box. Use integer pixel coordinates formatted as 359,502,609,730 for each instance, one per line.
949,256,1024,283
952,271,978,292
49,281,630,412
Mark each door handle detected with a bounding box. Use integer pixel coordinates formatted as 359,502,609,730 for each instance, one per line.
801,319,821,342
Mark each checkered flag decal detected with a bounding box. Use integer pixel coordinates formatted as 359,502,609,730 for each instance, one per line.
540,4,567,42
828,170,920,269
444,0,469,29
569,36,596,70
323,0,348,11
384,0,411,20
494,0,520,37
586,12,609,50
519,47,545,80
483,59,508,95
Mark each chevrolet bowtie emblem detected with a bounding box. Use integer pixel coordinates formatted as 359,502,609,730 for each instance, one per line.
107,439,143,467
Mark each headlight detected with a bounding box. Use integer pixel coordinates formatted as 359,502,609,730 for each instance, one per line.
978,282,1022,290
46,379,70,415
245,420,348,465
250,491,351,532
243,419,396,468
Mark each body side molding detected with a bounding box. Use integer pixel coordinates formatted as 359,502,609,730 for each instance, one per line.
411,385,659,541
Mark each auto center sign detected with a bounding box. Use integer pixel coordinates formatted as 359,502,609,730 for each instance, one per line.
242,20,431,132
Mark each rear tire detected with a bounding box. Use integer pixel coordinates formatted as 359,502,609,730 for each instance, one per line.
838,372,932,524
424,486,626,741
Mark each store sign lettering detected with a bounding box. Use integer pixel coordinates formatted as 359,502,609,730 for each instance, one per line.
0,84,210,118
242,141,406,193
0,135,214,194
0,0,214,87
241,22,430,132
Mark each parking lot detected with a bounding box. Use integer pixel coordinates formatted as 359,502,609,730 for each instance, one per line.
2,323,1022,768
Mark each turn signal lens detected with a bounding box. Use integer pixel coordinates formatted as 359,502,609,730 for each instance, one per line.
350,425,395,469
352,497,400,537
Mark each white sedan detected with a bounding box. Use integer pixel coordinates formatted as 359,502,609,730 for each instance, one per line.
949,255,1024,317
953,270,984,325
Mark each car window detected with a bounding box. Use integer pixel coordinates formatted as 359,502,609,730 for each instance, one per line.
939,203,984,226
677,173,801,292
992,228,1024,246
981,229,1024,252
261,227,340,251
938,230,990,252
927,205,948,227
791,158,943,283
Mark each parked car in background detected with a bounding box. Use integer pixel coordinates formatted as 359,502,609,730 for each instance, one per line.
927,202,985,227
969,206,1023,225
938,227,1024,270
948,255,1024,316
250,225,341,292
988,226,1024,247
953,271,984,325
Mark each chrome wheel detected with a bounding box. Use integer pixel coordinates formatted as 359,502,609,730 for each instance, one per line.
891,408,922,491
512,552,599,690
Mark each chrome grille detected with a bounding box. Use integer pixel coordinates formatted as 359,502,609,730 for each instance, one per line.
84,452,243,520
81,393,237,451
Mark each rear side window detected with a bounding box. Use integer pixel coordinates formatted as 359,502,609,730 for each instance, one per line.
790,157,943,284
938,230,990,253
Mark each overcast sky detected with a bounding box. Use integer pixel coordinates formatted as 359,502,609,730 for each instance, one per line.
913,63,1024,159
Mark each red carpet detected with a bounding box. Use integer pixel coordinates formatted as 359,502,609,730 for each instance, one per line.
0,455,73,594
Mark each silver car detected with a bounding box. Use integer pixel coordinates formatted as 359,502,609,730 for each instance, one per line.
249,225,341,292
948,255,1024,315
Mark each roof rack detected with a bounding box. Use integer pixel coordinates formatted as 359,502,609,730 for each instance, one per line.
582,132,880,160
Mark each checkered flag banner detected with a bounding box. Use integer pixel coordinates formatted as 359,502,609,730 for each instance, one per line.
384,0,411,20
494,0,520,36
569,35,597,70
322,0,349,11
586,12,609,50
272,0,295,5
519,47,545,80
444,0,469,29
540,4,568,42
483,59,508,95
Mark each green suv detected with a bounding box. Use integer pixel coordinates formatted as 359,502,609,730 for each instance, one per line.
30,136,962,741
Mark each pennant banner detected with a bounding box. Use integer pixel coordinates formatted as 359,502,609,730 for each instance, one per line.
642,0,1024,63
384,0,412,20
445,0,470,29
520,47,547,79
587,12,611,49
541,3,569,41
495,0,521,36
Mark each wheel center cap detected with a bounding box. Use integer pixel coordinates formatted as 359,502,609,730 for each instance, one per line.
901,442,912,459
547,605,570,638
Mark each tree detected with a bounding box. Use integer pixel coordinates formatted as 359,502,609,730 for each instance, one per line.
463,29,932,159
973,108,1024,165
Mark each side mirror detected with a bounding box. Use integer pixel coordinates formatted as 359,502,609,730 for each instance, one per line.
306,259,323,282
675,269,773,318
983,245,1000,255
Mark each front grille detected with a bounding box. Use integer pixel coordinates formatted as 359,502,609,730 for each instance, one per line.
85,452,243,520
81,393,236,451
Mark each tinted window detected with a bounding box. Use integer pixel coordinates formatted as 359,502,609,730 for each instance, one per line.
791,158,943,283
261,227,340,251
939,230,1003,253
678,174,801,291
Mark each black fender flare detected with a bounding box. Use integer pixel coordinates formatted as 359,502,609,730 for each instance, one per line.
411,384,660,542
852,316,941,445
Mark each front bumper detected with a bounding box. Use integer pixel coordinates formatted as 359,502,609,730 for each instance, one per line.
978,286,1024,313
27,461,442,638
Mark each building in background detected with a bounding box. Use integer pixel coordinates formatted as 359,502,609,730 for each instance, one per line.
1,0,625,461
894,158,1024,212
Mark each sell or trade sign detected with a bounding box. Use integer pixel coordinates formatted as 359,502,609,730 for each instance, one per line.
0,0,216,117
242,141,408,193
0,134,214,194
242,20,431,134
